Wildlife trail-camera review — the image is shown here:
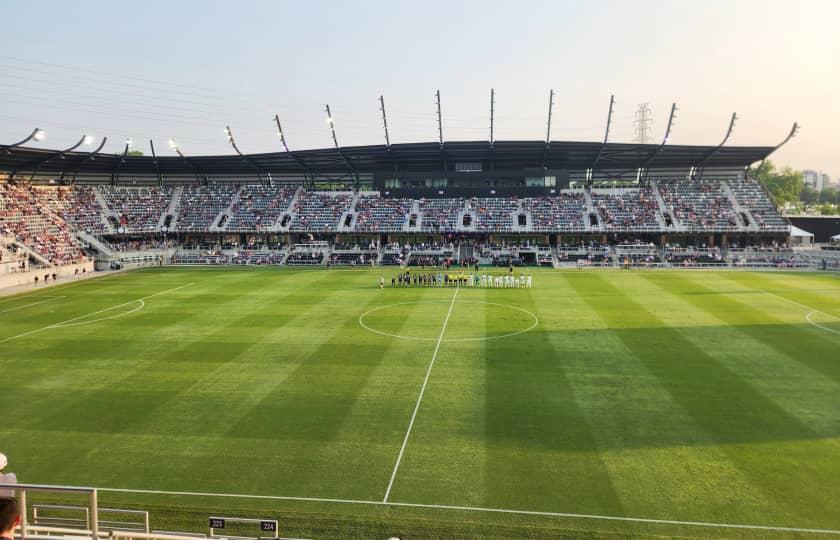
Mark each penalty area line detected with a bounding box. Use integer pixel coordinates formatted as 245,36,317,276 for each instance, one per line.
806,311,840,335
753,289,840,336
0,296,66,313
0,283,195,344
96,486,840,536
382,285,459,503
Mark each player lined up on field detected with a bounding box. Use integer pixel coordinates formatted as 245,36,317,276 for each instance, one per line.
385,270,532,288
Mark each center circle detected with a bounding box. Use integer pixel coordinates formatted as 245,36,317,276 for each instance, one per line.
359,300,538,342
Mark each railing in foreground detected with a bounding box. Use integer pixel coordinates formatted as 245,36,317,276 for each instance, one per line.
3,482,100,539
4,483,306,540
32,504,150,533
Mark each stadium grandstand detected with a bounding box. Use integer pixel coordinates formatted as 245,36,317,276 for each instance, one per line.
4,117,839,279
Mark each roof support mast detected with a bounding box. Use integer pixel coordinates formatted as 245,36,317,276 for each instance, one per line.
379,95,399,177
489,88,496,171
169,139,207,185
436,90,444,149
325,104,359,183
436,90,447,173
695,112,736,181
640,102,678,184
1,127,45,155
490,88,496,146
379,95,391,148
225,125,268,186
755,122,799,175
12,134,89,181
111,139,132,186
67,137,107,184
588,94,615,184
149,140,163,187
274,115,315,184
542,89,554,170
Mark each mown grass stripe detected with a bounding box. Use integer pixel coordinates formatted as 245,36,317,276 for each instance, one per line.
569,272,830,526
630,271,840,440
550,272,778,521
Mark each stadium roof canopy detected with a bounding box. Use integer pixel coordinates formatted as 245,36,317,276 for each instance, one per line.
0,139,776,181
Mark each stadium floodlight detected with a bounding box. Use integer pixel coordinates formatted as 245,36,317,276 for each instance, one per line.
83,135,95,145
168,138,179,150
33,129,45,141
125,138,133,147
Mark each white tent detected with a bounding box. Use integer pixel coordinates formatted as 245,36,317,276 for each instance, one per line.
789,224,814,246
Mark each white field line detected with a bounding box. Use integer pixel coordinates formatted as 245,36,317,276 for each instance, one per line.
52,300,145,328
382,285,459,502
806,311,840,335
0,296,66,313
0,283,195,344
359,300,538,342
753,289,840,336
96,486,840,536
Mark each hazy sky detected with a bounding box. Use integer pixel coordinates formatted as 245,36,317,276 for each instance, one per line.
2,0,838,178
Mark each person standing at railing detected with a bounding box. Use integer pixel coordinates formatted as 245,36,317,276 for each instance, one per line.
0,455,16,497
0,497,21,540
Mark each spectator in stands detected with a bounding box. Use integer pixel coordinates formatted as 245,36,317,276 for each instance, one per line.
0,453,17,497
0,497,20,540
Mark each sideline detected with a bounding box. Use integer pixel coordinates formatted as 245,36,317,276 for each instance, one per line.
96,486,840,536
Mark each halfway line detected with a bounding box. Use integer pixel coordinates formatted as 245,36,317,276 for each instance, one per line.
383,285,459,502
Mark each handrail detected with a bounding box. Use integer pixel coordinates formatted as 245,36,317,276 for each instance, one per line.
1,483,99,540
19,525,107,537
32,504,150,533
110,532,207,540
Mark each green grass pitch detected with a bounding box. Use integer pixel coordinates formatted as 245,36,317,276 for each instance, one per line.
1,267,839,539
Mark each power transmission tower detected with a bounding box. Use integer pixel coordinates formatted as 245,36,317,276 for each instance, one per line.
634,103,654,144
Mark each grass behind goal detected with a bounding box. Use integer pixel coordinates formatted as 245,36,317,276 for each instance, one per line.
1,267,839,539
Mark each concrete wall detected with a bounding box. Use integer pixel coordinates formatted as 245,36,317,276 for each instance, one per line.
0,261,95,290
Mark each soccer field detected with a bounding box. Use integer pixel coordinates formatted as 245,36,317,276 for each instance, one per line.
2,267,839,539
